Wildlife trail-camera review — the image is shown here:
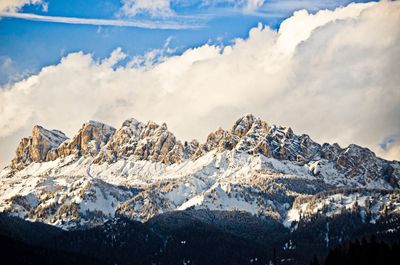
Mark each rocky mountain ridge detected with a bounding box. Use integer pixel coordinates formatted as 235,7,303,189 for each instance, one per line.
9,114,399,181
1,114,399,230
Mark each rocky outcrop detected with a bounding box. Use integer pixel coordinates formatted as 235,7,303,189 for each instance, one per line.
192,128,238,159
10,121,115,170
11,126,68,170
321,142,342,161
193,114,269,159
232,113,258,137
333,144,399,182
234,115,269,155
265,125,322,163
94,119,193,165
192,114,320,164
133,122,177,163
99,118,143,161
56,121,115,159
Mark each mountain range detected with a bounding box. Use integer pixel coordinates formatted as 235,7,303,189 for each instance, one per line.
0,114,399,264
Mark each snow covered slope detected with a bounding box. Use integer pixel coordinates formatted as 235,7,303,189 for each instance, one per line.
285,189,400,228
0,114,399,229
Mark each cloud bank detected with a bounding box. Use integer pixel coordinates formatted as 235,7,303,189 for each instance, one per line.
1,1,399,166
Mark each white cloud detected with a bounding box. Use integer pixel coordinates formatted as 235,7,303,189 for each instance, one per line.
120,0,174,17
381,139,400,162
276,1,376,53
0,0,43,12
127,36,176,68
118,0,267,17
1,1,399,166
377,134,400,162
201,0,351,13
201,0,266,11
244,0,265,11
0,11,199,29
263,0,357,12
0,56,35,85
101,48,127,67
41,1,48,12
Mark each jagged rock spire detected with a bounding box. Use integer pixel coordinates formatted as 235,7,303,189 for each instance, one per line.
231,113,257,137
94,118,197,165
11,125,68,170
57,120,115,158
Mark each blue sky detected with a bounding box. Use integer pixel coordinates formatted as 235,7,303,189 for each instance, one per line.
0,0,374,86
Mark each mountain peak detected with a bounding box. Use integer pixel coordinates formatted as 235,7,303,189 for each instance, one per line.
94,117,189,165
11,125,68,170
57,120,116,159
231,113,257,137
121,117,140,128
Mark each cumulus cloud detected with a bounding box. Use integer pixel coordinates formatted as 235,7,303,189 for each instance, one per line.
1,1,399,166
0,0,44,12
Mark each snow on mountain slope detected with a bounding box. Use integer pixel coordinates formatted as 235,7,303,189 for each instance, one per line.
284,189,400,228
0,114,399,229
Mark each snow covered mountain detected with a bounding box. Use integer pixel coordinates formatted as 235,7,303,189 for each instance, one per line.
1,114,399,230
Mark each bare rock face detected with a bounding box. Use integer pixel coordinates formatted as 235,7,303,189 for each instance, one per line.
206,127,238,151
193,114,269,158
183,140,199,159
234,115,269,155
93,118,143,163
321,143,342,161
266,126,321,163
11,126,68,170
334,144,395,180
94,119,190,165
133,122,172,163
192,128,237,159
56,121,115,159
232,113,257,137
